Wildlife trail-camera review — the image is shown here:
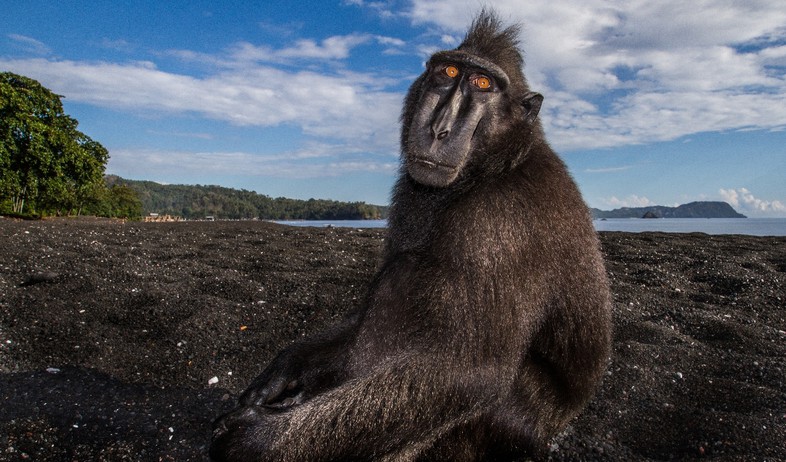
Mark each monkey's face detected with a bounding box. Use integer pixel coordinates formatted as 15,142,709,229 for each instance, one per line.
403,51,512,188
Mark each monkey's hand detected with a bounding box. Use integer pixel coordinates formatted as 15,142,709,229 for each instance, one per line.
241,352,308,409
211,397,290,462
210,354,304,461
210,350,313,461
247,375,305,409
241,314,359,410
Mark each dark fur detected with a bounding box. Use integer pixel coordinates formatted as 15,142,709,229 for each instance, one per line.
211,11,611,461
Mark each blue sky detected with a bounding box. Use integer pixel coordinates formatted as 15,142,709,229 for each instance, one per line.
2,0,785,216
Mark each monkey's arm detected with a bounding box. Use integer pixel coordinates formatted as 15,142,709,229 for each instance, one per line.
240,309,363,408
212,354,500,462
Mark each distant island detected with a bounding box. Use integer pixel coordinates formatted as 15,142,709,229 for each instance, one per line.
591,201,746,219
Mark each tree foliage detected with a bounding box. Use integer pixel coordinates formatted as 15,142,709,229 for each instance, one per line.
0,72,112,216
110,176,388,220
80,182,144,219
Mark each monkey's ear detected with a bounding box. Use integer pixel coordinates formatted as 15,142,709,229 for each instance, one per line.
522,92,543,123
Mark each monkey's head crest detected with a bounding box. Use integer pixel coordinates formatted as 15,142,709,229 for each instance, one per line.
456,10,531,96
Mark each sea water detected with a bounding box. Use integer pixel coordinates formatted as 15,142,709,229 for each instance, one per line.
274,220,387,229
274,218,786,236
593,218,786,236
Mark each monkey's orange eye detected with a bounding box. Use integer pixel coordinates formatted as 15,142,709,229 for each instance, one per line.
444,65,459,78
472,75,492,89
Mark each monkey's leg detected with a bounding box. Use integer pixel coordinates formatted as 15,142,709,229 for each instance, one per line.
211,357,500,462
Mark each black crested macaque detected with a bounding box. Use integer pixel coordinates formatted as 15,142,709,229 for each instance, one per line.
211,11,611,461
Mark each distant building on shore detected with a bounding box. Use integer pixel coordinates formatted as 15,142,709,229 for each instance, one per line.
144,213,183,222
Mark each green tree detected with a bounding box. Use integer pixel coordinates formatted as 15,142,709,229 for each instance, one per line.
81,182,142,219
108,184,143,219
0,72,109,215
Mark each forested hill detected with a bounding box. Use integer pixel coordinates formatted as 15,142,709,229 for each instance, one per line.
107,176,388,220
591,201,746,219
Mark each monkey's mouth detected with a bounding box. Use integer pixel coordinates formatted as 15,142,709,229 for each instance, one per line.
408,156,463,187
411,156,457,172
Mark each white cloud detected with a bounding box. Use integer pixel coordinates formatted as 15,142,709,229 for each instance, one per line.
162,33,381,67
585,166,633,174
108,148,398,180
146,130,214,140
343,0,398,19
7,34,51,55
230,34,373,62
604,195,656,208
0,24,412,168
100,38,134,53
0,57,402,155
405,0,786,150
719,187,786,216
7,1,786,163
440,35,459,46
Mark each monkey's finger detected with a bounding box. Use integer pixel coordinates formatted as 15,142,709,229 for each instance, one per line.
239,376,286,406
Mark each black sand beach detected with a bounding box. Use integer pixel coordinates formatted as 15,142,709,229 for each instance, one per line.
1,218,784,461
